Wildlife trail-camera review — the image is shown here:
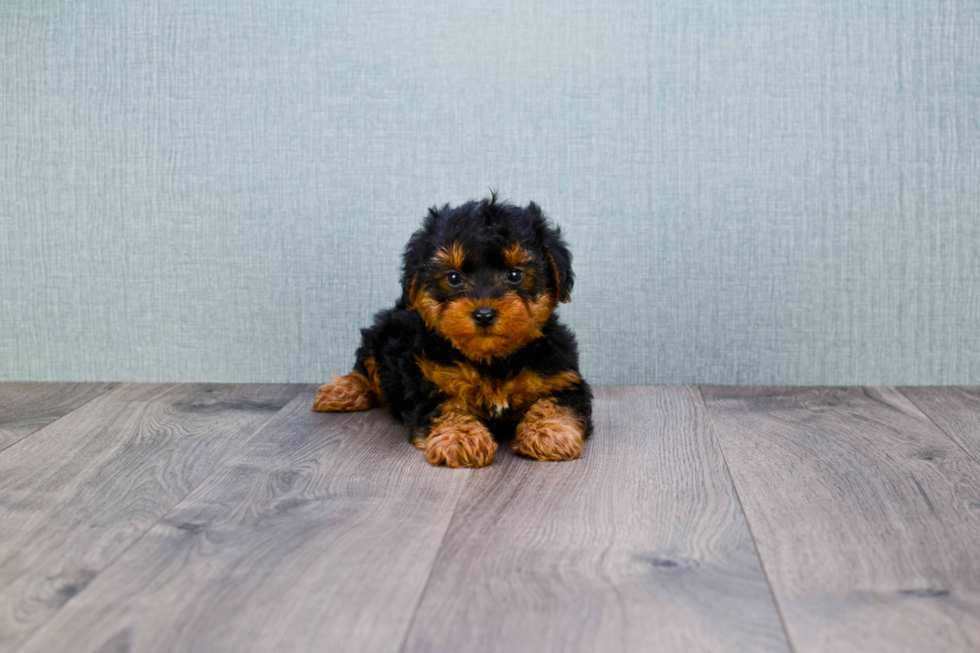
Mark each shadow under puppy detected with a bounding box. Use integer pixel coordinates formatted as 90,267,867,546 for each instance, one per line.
313,195,592,468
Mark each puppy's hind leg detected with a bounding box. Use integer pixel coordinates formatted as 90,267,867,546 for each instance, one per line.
312,365,380,412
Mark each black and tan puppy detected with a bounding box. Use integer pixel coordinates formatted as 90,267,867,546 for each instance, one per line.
313,195,592,468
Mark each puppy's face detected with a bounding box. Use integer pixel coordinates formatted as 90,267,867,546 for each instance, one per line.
402,198,573,361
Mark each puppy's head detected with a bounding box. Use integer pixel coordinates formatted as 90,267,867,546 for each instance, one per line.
401,195,573,361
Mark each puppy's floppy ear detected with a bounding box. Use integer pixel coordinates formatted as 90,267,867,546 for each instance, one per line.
400,206,441,307
528,201,574,303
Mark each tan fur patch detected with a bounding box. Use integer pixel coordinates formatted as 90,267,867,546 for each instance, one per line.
546,253,570,303
362,356,384,403
416,357,580,418
512,398,585,461
503,242,532,267
418,404,497,468
434,242,466,271
311,371,378,412
411,285,440,325
415,291,557,361
408,274,421,309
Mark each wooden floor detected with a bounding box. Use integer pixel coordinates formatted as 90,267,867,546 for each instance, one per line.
0,384,978,653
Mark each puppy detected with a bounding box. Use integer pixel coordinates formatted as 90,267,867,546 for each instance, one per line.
312,195,592,468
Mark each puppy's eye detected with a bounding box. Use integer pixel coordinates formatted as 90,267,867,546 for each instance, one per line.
446,271,463,287
506,269,524,283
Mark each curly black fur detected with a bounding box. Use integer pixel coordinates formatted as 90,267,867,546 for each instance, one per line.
349,195,592,441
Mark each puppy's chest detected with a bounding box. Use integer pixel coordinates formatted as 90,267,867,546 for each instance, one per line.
415,357,579,417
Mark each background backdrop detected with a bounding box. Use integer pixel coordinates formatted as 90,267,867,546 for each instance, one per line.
2,0,979,385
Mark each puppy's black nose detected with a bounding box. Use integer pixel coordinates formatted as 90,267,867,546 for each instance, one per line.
472,307,497,327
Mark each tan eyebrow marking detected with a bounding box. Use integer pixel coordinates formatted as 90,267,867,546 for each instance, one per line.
434,242,466,270
503,242,532,267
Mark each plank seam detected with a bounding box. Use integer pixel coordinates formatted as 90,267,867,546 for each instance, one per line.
395,467,475,653
695,385,799,653
8,385,308,653
0,382,121,456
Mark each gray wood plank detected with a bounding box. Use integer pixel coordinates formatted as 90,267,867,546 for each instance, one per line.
16,388,471,653
0,383,301,653
0,383,117,451
701,386,980,653
402,386,791,653
900,387,980,465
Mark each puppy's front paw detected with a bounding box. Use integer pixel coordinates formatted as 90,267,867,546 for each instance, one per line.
421,411,497,468
312,372,377,412
513,399,585,461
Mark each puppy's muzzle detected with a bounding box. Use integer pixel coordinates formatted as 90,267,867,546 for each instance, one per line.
471,307,497,327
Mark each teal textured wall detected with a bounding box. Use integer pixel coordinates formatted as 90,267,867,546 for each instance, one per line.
2,1,979,385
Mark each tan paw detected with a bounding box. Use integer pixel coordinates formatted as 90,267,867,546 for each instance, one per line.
311,372,377,412
421,411,497,468
513,399,585,461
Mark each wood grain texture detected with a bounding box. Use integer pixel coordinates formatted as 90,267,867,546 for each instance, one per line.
0,383,117,451
0,383,301,653
901,387,980,464
16,388,471,653
701,386,980,653
402,386,791,653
